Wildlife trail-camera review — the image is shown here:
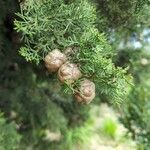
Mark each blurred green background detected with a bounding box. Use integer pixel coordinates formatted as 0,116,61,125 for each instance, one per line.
0,0,150,150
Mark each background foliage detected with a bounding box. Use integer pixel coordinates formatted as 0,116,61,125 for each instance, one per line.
0,0,150,149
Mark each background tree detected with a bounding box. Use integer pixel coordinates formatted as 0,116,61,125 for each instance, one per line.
0,0,150,149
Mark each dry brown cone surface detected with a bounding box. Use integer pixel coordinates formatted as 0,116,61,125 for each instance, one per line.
58,62,82,84
75,79,95,104
44,49,67,72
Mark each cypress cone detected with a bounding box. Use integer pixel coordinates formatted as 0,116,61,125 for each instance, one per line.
44,49,67,72
75,79,95,104
58,62,82,83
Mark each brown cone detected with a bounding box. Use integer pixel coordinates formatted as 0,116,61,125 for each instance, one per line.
44,49,67,72
58,62,82,83
75,79,95,104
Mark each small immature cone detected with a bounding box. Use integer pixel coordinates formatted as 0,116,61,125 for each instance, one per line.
75,79,95,104
44,49,67,72
58,63,82,83
64,47,79,57
64,47,73,56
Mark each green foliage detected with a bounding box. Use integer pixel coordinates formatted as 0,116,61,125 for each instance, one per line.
15,0,96,64
0,39,91,149
15,0,132,104
94,0,150,147
0,114,21,150
119,49,150,149
94,0,150,30
63,119,94,149
1,0,149,149
101,118,118,139
0,3,91,145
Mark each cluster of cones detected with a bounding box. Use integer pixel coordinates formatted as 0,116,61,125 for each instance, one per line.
44,49,95,104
